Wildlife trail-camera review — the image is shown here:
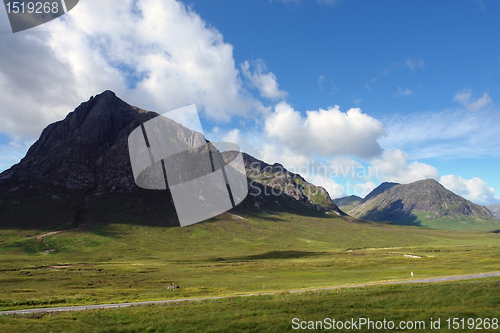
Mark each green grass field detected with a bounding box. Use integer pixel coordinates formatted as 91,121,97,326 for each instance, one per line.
1,212,499,315
1,278,500,332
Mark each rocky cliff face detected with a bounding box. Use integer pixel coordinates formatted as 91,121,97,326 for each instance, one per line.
0,90,159,193
347,179,499,231
0,91,342,229
0,91,182,229
235,153,342,214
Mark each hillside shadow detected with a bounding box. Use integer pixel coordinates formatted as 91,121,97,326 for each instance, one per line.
0,176,335,231
222,250,328,261
359,200,423,227
230,180,334,220
0,188,181,231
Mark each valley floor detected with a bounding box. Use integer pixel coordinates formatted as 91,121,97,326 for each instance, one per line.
1,277,499,332
1,213,499,331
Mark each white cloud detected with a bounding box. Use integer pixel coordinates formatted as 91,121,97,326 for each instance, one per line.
0,137,32,172
264,102,384,159
0,0,269,141
214,128,261,158
440,175,499,205
380,108,500,159
328,157,366,179
0,33,85,138
307,174,345,198
241,60,288,100
396,87,414,97
342,180,377,198
259,142,310,171
454,89,493,112
320,178,376,200
221,128,241,144
371,148,440,184
405,57,425,70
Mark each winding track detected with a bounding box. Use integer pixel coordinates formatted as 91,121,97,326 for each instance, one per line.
2,272,500,316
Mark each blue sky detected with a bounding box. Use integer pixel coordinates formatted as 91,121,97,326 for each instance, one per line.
0,0,499,205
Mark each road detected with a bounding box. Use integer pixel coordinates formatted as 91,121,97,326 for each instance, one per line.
1,272,499,316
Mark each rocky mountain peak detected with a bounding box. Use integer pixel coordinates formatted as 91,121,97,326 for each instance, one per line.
24,91,151,162
345,178,499,231
0,91,343,229
1,91,164,193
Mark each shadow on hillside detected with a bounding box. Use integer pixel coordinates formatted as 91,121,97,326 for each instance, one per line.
0,188,181,231
359,200,423,227
0,178,334,231
230,181,334,220
225,250,328,261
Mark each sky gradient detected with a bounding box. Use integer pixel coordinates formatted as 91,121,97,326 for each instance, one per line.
0,0,499,205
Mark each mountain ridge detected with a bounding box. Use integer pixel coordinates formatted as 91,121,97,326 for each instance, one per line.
339,179,499,231
0,91,341,229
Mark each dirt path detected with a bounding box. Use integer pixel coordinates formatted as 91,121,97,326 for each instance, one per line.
33,230,64,240
1,272,499,316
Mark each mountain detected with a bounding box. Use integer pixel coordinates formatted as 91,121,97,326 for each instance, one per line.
233,152,342,215
0,91,341,230
487,204,500,219
333,195,361,213
345,179,500,231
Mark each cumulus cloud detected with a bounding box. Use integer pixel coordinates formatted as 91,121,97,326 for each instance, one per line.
264,102,384,159
0,32,86,138
440,175,499,206
241,60,288,100
328,157,372,180
206,127,261,159
221,128,242,145
338,180,377,198
0,0,269,141
371,148,440,184
258,142,310,171
453,89,493,112
307,174,345,198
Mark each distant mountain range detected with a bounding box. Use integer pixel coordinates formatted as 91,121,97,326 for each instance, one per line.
335,180,500,231
234,152,341,214
487,204,500,219
2,90,497,232
0,91,341,230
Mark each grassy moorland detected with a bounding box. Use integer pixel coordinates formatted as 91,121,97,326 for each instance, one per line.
1,212,499,313
1,278,500,332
